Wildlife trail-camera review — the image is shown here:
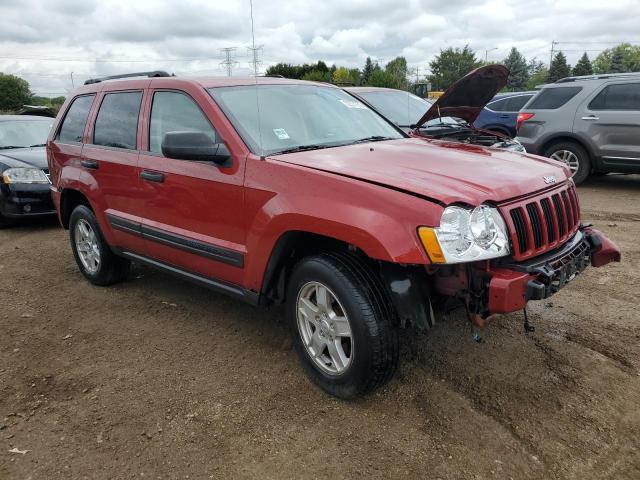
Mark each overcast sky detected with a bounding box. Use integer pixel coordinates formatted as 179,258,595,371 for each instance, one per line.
0,0,638,96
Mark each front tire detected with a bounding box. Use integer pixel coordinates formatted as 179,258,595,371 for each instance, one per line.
69,205,130,286
544,141,591,185
287,252,399,399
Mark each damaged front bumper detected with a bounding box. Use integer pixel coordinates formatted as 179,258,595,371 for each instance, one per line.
485,227,620,314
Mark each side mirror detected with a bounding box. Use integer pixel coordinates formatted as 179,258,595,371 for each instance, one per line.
161,131,231,165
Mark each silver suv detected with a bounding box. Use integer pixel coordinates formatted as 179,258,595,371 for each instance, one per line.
516,72,640,184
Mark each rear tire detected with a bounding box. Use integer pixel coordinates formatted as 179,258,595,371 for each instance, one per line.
69,205,130,286
544,141,591,185
286,252,399,399
0,213,11,229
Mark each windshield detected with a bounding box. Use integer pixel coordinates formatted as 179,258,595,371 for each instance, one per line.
0,119,52,149
209,84,404,156
355,90,461,128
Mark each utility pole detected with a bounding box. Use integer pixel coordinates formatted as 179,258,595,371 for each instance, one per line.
219,47,238,76
70,72,75,88
484,48,498,62
247,45,263,76
549,40,558,68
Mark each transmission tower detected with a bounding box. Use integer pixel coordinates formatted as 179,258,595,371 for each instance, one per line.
220,47,238,76
247,45,263,76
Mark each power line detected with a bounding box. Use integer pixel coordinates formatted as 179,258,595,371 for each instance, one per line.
219,47,238,76
247,45,263,76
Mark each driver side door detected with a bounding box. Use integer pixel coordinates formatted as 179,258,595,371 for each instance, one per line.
137,89,247,286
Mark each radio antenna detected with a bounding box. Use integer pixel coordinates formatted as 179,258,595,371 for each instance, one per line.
249,0,264,155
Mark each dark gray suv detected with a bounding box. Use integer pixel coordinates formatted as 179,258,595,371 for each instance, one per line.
516,73,640,184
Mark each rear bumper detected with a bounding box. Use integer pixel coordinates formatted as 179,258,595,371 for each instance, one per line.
486,227,620,314
0,183,56,218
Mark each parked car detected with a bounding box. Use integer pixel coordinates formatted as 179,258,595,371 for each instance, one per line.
0,115,56,227
474,91,536,137
346,66,526,152
48,72,620,399
516,72,640,184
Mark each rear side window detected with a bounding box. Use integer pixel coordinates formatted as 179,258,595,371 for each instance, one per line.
149,91,217,154
527,87,582,109
57,95,95,143
487,97,509,112
589,83,640,110
93,91,143,150
504,94,533,111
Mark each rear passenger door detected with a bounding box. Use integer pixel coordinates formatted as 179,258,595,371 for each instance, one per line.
137,89,246,286
82,89,146,253
575,81,640,168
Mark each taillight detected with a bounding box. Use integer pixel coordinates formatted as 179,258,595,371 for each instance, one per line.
516,112,535,131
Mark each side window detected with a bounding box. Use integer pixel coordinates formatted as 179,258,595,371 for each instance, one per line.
504,95,533,112
487,98,509,112
93,91,143,150
149,91,218,154
589,83,640,110
528,87,582,109
57,95,95,143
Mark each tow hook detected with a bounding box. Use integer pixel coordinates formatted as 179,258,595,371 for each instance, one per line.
523,308,535,333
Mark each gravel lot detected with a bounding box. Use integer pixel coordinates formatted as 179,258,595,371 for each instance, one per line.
1,174,639,480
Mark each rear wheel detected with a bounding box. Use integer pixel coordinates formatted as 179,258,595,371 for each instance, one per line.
287,252,398,399
69,205,130,286
544,141,591,185
0,213,11,229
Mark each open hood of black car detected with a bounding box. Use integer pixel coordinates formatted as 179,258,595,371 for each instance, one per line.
414,64,509,128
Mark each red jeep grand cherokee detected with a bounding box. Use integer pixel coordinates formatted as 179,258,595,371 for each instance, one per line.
47,71,620,398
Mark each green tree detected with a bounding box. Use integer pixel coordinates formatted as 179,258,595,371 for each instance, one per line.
366,69,396,88
428,45,481,90
301,70,331,83
361,57,375,84
572,52,593,76
547,52,571,82
593,43,640,74
385,56,409,90
265,63,301,79
609,49,624,73
0,73,32,111
333,66,355,85
503,47,529,91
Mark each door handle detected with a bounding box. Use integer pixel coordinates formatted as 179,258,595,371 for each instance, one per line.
581,115,599,121
140,170,164,183
499,114,510,118
81,159,99,170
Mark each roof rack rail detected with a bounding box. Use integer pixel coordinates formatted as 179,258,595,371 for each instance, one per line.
84,71,174,85
556,72,640,83
260,74,285,78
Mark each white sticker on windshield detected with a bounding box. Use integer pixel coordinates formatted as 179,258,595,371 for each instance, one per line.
273,128,290,140
340,99,367,109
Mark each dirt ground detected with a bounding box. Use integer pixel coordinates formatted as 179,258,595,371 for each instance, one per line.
1,174,639,480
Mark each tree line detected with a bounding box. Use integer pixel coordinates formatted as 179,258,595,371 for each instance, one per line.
266,42,640,93
0,72,65,112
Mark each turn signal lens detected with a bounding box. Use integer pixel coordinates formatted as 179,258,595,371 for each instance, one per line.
418,227,446,263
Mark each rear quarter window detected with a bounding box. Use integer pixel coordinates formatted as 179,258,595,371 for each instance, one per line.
504,94,534,111
57,94,95,143
527,87,582,109
589,83,640,110
93,91,143,150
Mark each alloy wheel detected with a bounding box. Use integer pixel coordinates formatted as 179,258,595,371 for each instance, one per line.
74,219,101,274
296,281,353,375
550,149,580,174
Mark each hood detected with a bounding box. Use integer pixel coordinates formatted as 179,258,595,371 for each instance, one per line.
271,138,570,206
0,147,48,170
415,64,509,127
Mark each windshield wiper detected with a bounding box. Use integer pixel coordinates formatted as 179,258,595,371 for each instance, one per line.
347,135,395,145
271,144,331,155
29,143,47,147
0,145,24,150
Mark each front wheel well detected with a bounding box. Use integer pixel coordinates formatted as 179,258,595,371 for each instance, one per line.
60,189,92,229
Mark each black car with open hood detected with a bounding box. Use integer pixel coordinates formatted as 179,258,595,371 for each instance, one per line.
345,64,525,152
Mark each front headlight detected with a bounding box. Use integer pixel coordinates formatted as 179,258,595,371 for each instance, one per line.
2,168,50,184
419,204,510,263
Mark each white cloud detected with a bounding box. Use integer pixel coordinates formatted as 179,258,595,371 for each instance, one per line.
0,0,637,96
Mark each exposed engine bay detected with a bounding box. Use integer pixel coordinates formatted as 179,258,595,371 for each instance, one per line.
414,125,526,152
